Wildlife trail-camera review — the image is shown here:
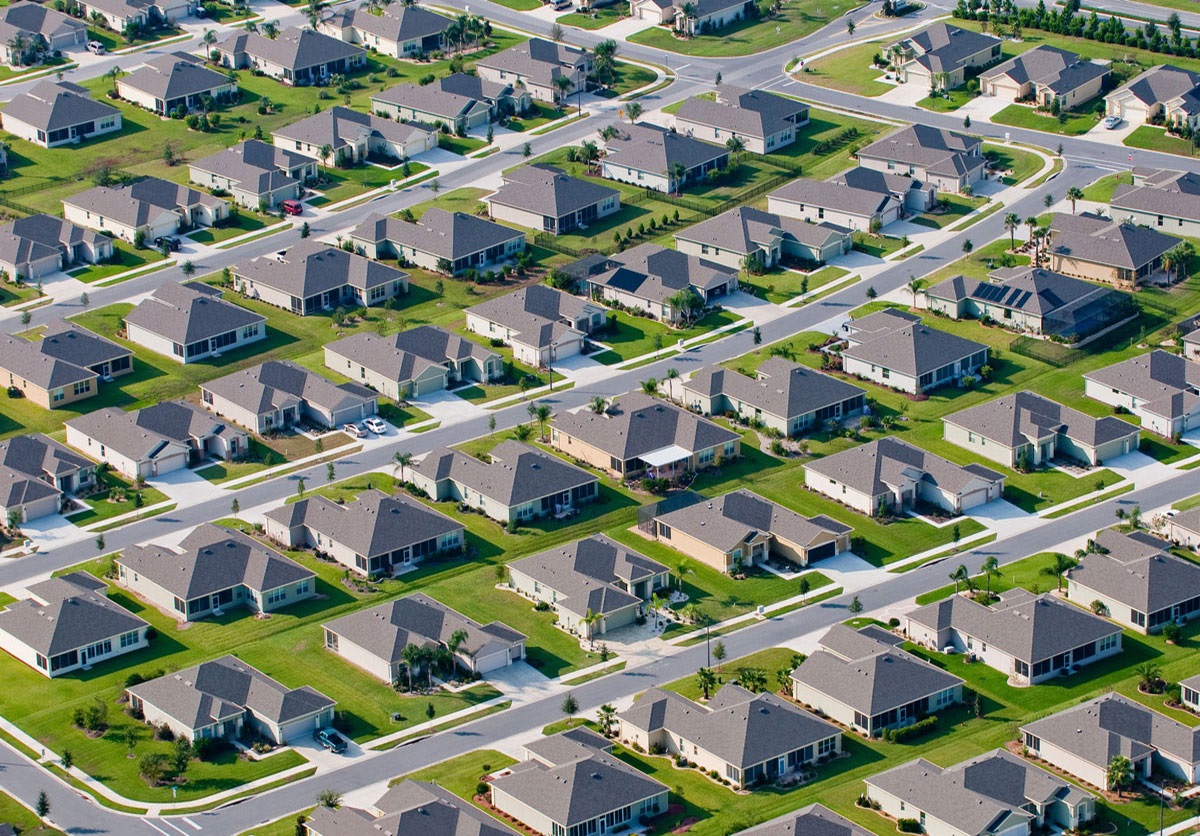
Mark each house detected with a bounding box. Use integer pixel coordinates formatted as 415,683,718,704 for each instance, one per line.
550,392,741,480
123,281,267,364
508,534,670,638
1020,693,1200,788
673,86,809,154
62,176,227,242
925,266,1135,341
348,209,526,275
37,320,132,381
840,308,989,394
980,45,1109,109
1,80,121,149
370,72,529,132
1083,350,1200,438
65,401,248,480
768,175,905,233
264,488,464,577
305,781,521,836
652,488,852,573
943,391,1140,469
464,284,607,367
888,23,1002,90
324,325,501,401
200,359,378,433
127,655,334,744
489,729,668,835
0,433,94,523
856,125,985,194
0,213,114,282
1169,504,1200,548
189,140,316,209
0,322,130,409
682,357,867,437
830,166,937,214
410,440,599,526
1046,211,1180,288
1105,65,1200,126
1112,168,1200,236
0,572,149,677
317,4,448,58
1065,528,1200,633
230,240,409,315
866,750,1096,835
115,523,316,622
1181,674,1200,712
0,3,87,68
601,122,729,194
803,436,1004,517
484,164,621,235
628,0,754,34
905,588,1123,685
475,38,591,103
322,593,526,681
118,52,238,116
791,624,963,737
213,26,365,86
620,684,841,788
271,105,437,165
674,206,851,271
739,805,875,836
580,243,738,323
76,0,192,31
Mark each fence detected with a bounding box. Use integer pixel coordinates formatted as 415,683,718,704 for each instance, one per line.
1008,336,1078,367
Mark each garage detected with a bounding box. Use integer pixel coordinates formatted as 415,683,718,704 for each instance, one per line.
804,540,838,562
959,488,990,511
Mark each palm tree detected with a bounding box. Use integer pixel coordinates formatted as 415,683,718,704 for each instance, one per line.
532,403,552,439
950,564,969,593
1162,242,1195,282
674,559,691,591
553,74,574,106
725,135,745,163
1106,755,1133,797
447,628,468,657
625,101,643,124
202,27,217,47
1039,553,1078,592
401,643,421,690
421,645,437,688
667,162,687,194
907,276,924,308
663,367,680,401
589,396,608,415
318,143,334,174
512,423,534,442
648,592,667,621
261,20,279,38
695,666,716,700
305,0,329,28
1135,661,1162,692
981,556,1000,596
597,703,618,736
580,608,602,639
106,65,124,96
640,378,658,396
1004,213,1020,250
1025,216,1038,245
1066,185,1084,214
392,450,413,484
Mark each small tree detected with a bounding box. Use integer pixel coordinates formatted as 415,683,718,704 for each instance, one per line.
317,789,343,808
300,221,310,238
848,595,863,614
171,736,191,775
296,476,306,498
522,142,532,158
326,461,336,483
952,523,961,550
426,702,436,721
61,749,73,769
712,640,726,669
695,666,716,700
230,497,240,519
981,556,1000,596
36,790,50,821
1106,755,1133,797
139,753,167,786
561,692,579,717
80,291,90,312
799,575,811,602
846,17,855,37
597,703,617,736
1039,553,1078,592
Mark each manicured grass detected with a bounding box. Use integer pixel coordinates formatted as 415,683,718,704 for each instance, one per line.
910,193,989,229
402,749,517,798
238,808,316,836
0,790,65,835
913,551,1067,605
742,265,850,305
916,86,975,112
851,231,907,259
800,42,892,96
490,0,541,9
991,103,1099,136
439,134,490,155
1080,171,1132,204
559,4,626,28
761,109,889,180
186,212,270,244
66,471,170,527
983,143,1043,186
0,279,44,307
606,62,660,97
1124,125,1196,156
67,240,166,283
506,102,568,133
665,647,802,700
592,309,741,362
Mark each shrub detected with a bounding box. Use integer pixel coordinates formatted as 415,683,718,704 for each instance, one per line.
475,781,490,797
1162,621,1183,644
886,715,938,743
887,617,900,628
898,818,923,833
155,724,174,741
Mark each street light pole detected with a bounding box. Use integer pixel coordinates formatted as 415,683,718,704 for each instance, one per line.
705,618,711,668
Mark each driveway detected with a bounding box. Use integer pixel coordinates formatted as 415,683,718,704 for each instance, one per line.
146,467,227,504
486,660,554,701
967,498,1037,537
1082,117,1140,146
719,289,792,322
409,390,488,424
13,514,85,557
957,93,1015,121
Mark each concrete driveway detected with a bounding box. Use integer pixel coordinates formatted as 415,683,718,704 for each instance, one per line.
409,390,488,424
1082,117,1140,146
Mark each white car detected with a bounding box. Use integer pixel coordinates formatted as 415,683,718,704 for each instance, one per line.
364,417,387,434
86,40,106,54
1103,115,1122,130
342,422,369,438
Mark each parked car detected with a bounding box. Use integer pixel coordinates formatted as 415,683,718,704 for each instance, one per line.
154,235,181,252
364,416,387,434
281,199,303,216
315,728,347,754
1103,115,1122,130
86,40,106,55
342,421,369,438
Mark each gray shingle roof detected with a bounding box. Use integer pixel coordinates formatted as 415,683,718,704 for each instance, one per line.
675,86,808,141
325,325,496,387
189,140,307,197
351,209,523,261
120,52,233,102
1048,211,1179,270
769,177,895,217
66,401,231,464
928,265,1126,318
487,164,619,219
475,37,588,89
892,22,1001,75
654,488,851,554
465,284,601,351
370,75,494,122
216,25,364,71
585,242,736,305
233,239,407,299
944,391,1139,450
509,534,667,617
413,440,596,508
0,571,147,657
1108,64,1200,107
1112,169,1200,223
325,4,448,45
842,310,987,377
553,392,740,462
1083,350,1200,422
2,80,119,134
124,281,265,346
737,804,875,836
36,320,130,370
0,432,90,482
857,125,984,179
683,356,865,423
604,122,728,176
308,781,521,836
804,436,1003,499
0,213,107,261
0,3,86,45
272,105,436,154
676,206,848,256
63,176,224,229
980,44,1107,95
0,333,94,391
202,359,376,420
1067,528,1200,614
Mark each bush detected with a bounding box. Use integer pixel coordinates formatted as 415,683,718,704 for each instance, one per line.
887,617,901,628
475,781,490,797
1162,621,1183,643
898,818,923,833
884,715,938,743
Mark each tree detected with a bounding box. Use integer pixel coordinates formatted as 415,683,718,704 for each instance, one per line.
666,287,704,325
846,17,856,37
1066,185,1084,214
625,101,643,124
580,608,602,639
598,703,617,736
1026,216,1038,245
402,643,421,691
1106,755,1133,797
139,753,167,786
392,451,413,485
712,640,726,669
725,134,746,163
512,423,534,442
695,666,716,700
1039,552,1078,592
262,19,278,38
848,595,863,614
36,790,50,820
952,522,961,550
1135,661,1162,692
950,564,969,593
561,692,579,717
799,575,811,602
589,396,608,415
981,556,1000,596
304,0,328,28
532,403,552,439
592,39,619,87
80,291,90,312
550,21,564,41
1162,242,1195,282
553,73,573,106
674,559,691,590
753,326,762,345
171,736,191,775
641,378,658,396
962,238,973,254
1004,213,1020,250
296,476,306,497
907,276,924,308
488,414,497,435
317,789,342,808
230,497,240,519
738,667,768,693
522,142,531,158
1128,504,1142,530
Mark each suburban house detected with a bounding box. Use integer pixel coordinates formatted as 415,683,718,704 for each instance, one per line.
856,125,985,193
230,240,409,315
118,52,238,116
75,0,192,31
601,122,729,194
489,730,668,836
674,206,852,271
1020,693,1200,788
115,523,316,622
1,80,121,149
474,38,591,103
865,750,1096,835
739,805,874,836
189,140,316,209
1066,527,1200,633
1105,65,1200,125
1169,505,1200,548
484,164,621,235
65,401,248,480
682,357,867,436
673,86,810,154
317,3,448,58
123,281,267,364
37,320,131,381
980,45,1109,109
464,284,607,367
1182,674,1200,712
791,624,964,737
580,243,738,323
767,175,904,233
410,440,599,526
370,72,529,132
904,588,1123,685
888,23,1002,90
507,534,670,638
212,26,366,86
305,781,521,836
0,433,94,523
831,165,937,213
200,359,378,433
0,213,114,282
619,684,842,789
550,392,741,480
925,266,1135,341
1083,350,1200,438
0,321,130,409
652,488,852,572
1046,211,1180,287
322,593,526,681
1188,324,1200,362
324,325,501,401
0,4,87,68
62,176,227,242
0,572,149,677
264,488,465,577
943,391,1140,468
840,308,989,394
627,0,755,34
271,105,438,165
1112,168,1200,236
803,436,1005,517
347,209,526,275
126,656,335,744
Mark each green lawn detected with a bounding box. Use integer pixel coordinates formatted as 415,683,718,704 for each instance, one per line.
761,109,889,180
66,470,171,527
916,86,975,112
506,102,568,133
67,240,167,283
851,232,907,259
1124,125,1196,157
559,4,626,28
665,647,802,699
991,103,1100,136
592,309,741,363
238,809,315,836
186,212,271,244
607,62,660,97
983,143,1043,186
0,790,65,835
914,550,1070,605
742,265,850,305
489,0,541,9
439,134,490,155
800,42,892,96
910,194,988,230
0,279,44,307
1080,171,1132,204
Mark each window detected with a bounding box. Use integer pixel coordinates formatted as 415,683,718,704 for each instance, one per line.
295,581,310,596
242,324,259,339
266,588,287,605
817,737,836,756
52,388,65,402
119,631,140,648
698,448,715,465
1098,633,1118,652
